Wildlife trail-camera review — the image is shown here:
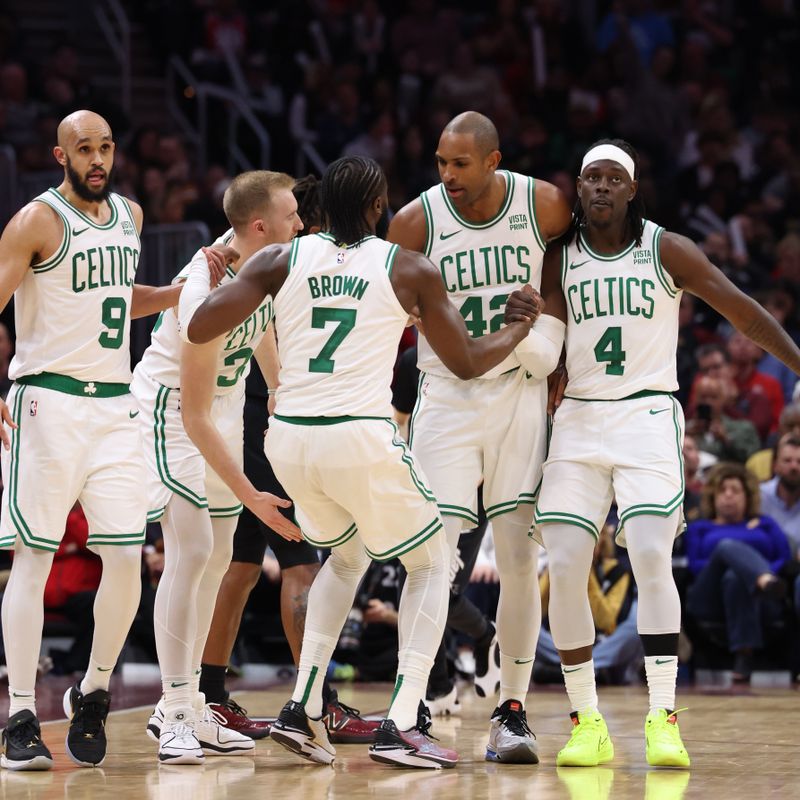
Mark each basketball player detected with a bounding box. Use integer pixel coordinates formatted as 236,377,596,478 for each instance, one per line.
533,139,800,767
182,156,542,769
0,110,189,770
197,175,380,744
387,111,571,763
132,170,303,764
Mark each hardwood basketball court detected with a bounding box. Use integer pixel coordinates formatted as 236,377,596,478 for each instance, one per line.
1,681,796,799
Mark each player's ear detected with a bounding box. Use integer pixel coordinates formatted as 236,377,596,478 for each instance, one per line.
53,146,66,166
487,149,501,171
629,179,638,202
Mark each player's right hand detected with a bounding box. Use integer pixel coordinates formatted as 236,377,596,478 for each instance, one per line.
203,245,239,287
0,399,17,449
247,492,303,541
505,284,543,326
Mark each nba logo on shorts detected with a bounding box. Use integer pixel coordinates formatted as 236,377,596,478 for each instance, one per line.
29,400,38,417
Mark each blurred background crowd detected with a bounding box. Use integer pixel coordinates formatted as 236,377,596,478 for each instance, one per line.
0,0,799,688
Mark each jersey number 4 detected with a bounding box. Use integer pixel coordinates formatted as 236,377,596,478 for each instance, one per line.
594,326,626,375
308,307,357,374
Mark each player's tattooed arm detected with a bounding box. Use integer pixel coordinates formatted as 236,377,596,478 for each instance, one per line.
661,231,800,375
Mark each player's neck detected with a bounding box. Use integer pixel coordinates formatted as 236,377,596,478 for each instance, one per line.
582,222,633,256
227,233,257,273
454,172,507,223
56,180,109,221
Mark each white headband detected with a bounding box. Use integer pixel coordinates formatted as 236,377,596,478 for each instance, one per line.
581,145,635,182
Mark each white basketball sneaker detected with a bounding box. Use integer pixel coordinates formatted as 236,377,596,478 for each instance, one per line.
193,699,255,756
158,708,204,766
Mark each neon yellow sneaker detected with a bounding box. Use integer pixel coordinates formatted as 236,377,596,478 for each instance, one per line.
645,709,690,767
556,710,614,767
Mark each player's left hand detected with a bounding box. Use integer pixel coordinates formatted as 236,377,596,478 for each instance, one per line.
247,492,303,541
203,245,240,287
547,362,568,414
505,284,544,326
0,399,17,449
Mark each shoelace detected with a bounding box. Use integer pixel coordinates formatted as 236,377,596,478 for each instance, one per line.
223,698,250,717
9,717,43,746
414,706,440,741
203,704,227,726
73,700,108,737
499,707,535,738
330,698,363,719
169,720,196,739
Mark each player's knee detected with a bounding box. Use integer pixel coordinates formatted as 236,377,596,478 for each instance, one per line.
224,560,262,593
329,545,370,578
97,543,143,574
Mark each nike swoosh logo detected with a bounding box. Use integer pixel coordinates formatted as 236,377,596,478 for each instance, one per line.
129,410,139,418
569,259,591,270
439,231,460,240
514,658,534,665
12,692,32,697
171,681,188,688
97,666,113,672
72,227,89,236
649,409,669,415
563,667,582,673
655,658,675,665
599,736,608,747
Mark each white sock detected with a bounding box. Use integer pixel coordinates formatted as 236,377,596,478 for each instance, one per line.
644,655,678,712
291,630,338,718
562,659,598,713
163,675,194,716
80,656,115,694
388,652,434,731
499,652,535,707
7,688,36,717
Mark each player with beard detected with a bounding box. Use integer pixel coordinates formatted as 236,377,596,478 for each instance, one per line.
0,110,202,771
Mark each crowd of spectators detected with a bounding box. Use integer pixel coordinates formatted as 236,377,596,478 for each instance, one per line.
0,0,800,682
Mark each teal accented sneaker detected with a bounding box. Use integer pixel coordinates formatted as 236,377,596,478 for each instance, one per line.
645,708,690,768
556,709,614,767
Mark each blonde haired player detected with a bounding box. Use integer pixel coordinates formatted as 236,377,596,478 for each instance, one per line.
534,139,800,767
131,170,302,764
0,110,189,770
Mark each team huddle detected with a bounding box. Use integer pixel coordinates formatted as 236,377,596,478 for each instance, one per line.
0,108,799,774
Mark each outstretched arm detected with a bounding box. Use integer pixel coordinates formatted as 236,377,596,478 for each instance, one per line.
179,339,301,540
662,232,800,375
187,243,290,343
392,250,537,380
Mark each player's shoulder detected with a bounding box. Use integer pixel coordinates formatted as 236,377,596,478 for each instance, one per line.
388,198,428,252
3,198,63,241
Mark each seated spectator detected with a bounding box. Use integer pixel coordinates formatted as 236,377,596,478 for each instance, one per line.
683,433,706,522
44,503,102,675
760,434,800,555
686,463,790,682
535,525,641,685
686,374,761,463
747,401,800,480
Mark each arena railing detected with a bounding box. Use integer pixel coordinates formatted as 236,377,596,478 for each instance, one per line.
166,56,271,174
94,0,132,117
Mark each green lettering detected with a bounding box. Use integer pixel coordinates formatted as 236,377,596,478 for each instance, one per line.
320,275,332,297
469,250,485,289
593,278,607,318
641,279,655,319
455,250,470,291
516,246,531,284
567,284,581,323
332,275,343,295
309,276,320,298
579,280,594,321
625,277,641,316
604,277,616,316
479,246,493,287
352,277,368,300
72,252,86,292
440,255,456,291
501,245,516,283
87,248,99,289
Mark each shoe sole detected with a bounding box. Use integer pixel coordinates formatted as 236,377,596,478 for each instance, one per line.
0,754,54,771
158,751,205,765
485,743,539,764
329,731,380,744
368,746,456,769
62,687,106,768
269,728,335,765
647,754,691,768
556,749,614,767
146,722,161,743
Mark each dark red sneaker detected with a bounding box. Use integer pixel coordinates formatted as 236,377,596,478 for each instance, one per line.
368,702,458,769
207,699,271,740
324,689,381,744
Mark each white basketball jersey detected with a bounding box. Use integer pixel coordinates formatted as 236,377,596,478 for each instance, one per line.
561,219,682,400
417,171,546,379
274,233,408,417
10,188,140,383
139,229,274,394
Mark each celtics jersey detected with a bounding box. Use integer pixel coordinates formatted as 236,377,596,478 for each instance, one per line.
273,232,408,417
10,188,140,384
417,170,546,379
138,230,274,395
561,219,682,400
